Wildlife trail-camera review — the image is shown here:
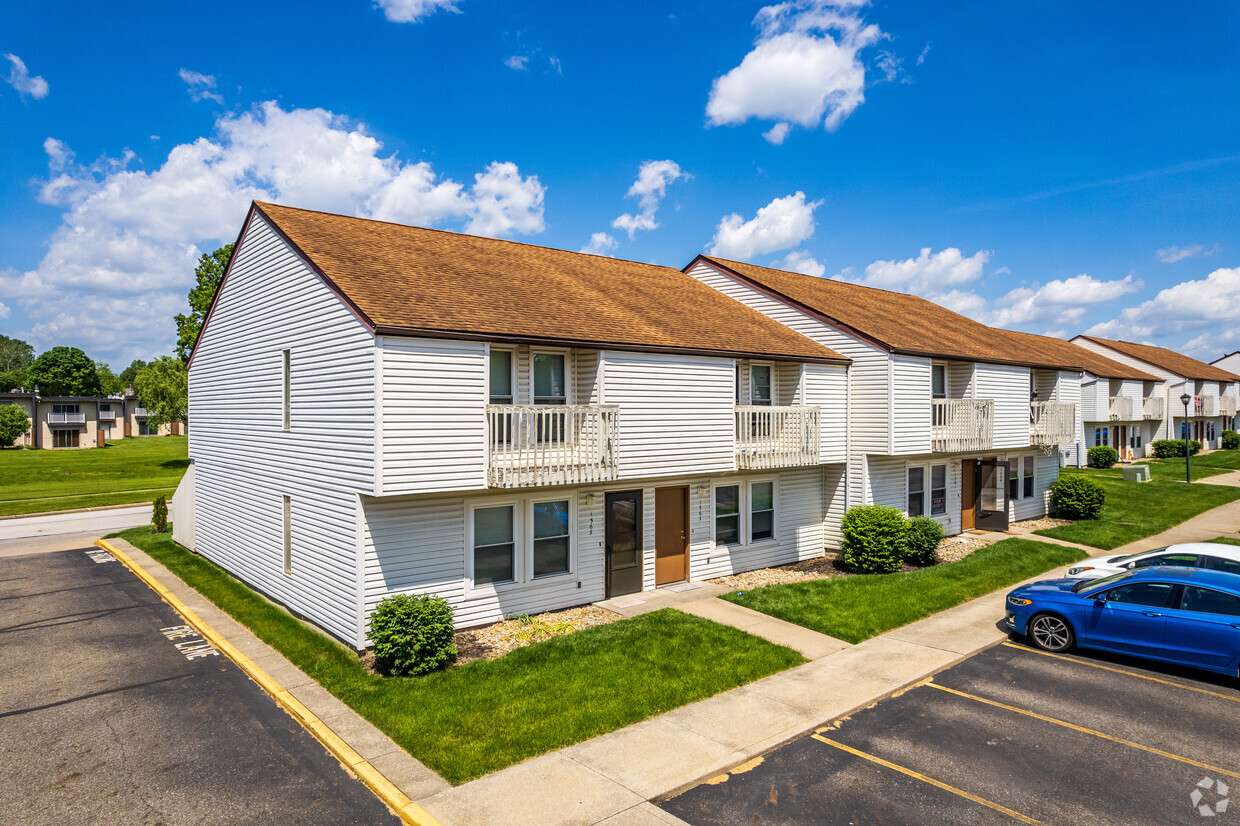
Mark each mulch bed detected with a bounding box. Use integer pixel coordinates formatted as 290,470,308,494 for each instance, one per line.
451,605,622,666
1012,516,1075,531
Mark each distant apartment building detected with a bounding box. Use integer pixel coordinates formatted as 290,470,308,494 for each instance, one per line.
0,391,177,449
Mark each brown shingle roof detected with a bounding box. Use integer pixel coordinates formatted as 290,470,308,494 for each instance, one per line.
999,330,1158,381
696,256,1085,370
251,203,846,364
1076,336,1240,382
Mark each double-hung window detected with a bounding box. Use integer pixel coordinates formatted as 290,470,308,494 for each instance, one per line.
531,499,570,578
533,352,567,443
489,350,514,406
714,485,741,545
930,465,947,516
750,482,774,542
473,505,516,585
931,364,947,399
750,364,772,406
1023,456,1035,499
1008,462,1020,501
908,467,925,517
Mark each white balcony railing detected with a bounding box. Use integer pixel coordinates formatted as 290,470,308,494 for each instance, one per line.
931,399,994,453
1142,397,1164,420
47,412,86,425
133,407,150,418
1193,396,1218,417
1031,401,1076,446
486,404,619,488
1221,397,1238,417
1108,396,1134,421
735,406,821,470
99,410,117,421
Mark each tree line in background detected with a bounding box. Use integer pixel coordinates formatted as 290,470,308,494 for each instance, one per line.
0,244,230,446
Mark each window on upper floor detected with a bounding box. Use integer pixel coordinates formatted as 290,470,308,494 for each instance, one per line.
52,403,80,415
533,352,566,405
281,349,291,430
932,364,947,399
750,364,772,406
489,349,514,405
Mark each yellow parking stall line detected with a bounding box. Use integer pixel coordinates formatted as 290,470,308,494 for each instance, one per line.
810,734,1043,825
925,681,1240,781
1001,642,1240,705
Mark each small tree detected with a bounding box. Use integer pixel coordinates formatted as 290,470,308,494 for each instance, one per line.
27,346,103,397
368,594,457,676
0,404,31,448
152,495,169,533
175,244,234,363
841,504,907,574
132,356,188,430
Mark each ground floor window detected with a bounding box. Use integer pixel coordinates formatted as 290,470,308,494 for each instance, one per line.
472,505,516,585
908,467,925,517
1023,456,1035,499
714,485,741,545
469,497,575,587
713,479,776,548
138,421,153,436
930,465,947,516
52,429,78,448
750,482,774,542
1008,462,1020,501
532,499,570,578
909,464,947,517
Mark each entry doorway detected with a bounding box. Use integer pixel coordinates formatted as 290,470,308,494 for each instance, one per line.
654,485,689,585
975,459,1009,531
962,460,977,530
605,491,643,598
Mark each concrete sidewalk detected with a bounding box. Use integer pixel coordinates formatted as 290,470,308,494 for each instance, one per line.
0,504,157,557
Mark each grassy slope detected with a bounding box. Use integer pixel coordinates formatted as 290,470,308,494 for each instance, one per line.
0,436,187,516
1034,469,1240,550
723,538,1084,644
1208,537,1240,547
113,527,804,785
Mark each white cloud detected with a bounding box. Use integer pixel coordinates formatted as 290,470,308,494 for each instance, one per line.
1183,327,1240,361
178,69,224,104
504,55,529,71
1086,266,1240,344
710,192,821,260
985,274,1142,328
0,100,545,364
0,300,9,319
916,43,930,65
763,122,792,145
852,247,990,293
706,1,883,140
777,249,825,277
374,0,458,23
580,232,619,257
4,53,49,99
1156,243,1218,263
611,160,689,238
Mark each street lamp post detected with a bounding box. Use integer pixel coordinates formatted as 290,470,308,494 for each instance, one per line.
1181,393,1192,483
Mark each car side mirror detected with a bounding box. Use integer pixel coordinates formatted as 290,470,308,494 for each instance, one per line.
1093,593,1107,603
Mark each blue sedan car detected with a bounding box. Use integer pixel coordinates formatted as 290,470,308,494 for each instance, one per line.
1005,567,1240,678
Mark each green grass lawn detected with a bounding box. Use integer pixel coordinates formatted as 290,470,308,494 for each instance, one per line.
1208,537,1240,547
111,527,805,785
722,539,1084,644
0,436,187,516
1033,469,1240,550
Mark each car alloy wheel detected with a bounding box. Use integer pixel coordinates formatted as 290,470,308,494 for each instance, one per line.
1029,614,1074,652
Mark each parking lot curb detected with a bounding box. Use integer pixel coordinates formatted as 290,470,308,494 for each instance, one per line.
95,539,441,826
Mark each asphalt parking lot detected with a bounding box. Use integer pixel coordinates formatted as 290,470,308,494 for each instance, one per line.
0,547,399,826
662,639,1240,825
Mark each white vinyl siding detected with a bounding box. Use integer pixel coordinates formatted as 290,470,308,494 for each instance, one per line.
974,362,1031,449
804,362,848,463
600,351,735,479
189,213,375,647
891,355,932,454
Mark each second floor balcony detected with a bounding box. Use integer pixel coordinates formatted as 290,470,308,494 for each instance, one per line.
1193,396,1218,418
134,407,151,418
1222,397,1238,418
735,405,820,470
486,404,619,488
1030,401,1076,446
99,409,117,421
1142,397,1164,420
1108,396,1135,421
932,398,994,453
47,412,86,425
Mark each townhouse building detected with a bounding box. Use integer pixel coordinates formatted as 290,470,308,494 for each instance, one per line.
1073,337,1240,449
0,391,175,448
185,203,852,647
684,256,1083,535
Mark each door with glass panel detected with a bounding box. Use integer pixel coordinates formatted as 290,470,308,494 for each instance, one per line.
605,491,643,597
975,459,1009,531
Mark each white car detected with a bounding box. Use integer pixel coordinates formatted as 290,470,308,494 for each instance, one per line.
1065,542,1240,580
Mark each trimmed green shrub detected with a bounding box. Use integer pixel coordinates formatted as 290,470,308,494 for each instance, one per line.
1049,474,1106,520
1087,446,1119,469
368,594,457,677
904,516,945,566
1223,430,1240,450
1150,439,1202,458
152,495,169,533
841,504,907,574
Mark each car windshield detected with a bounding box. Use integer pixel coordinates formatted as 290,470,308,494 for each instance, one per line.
1107,547,1169,564
1072,571,1134,593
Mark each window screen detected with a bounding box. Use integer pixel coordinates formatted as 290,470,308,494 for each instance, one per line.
473,506,515,585
751,482,774,542
715,486,741,545
532,500,570,578
908,467,925,517
930,465,946,516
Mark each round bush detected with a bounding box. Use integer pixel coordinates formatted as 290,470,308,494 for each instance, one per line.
904,516,945,566
1150,439,1202,459
1049,474,1106,520
1223,430,1240,450
841,504,907,574
368,594,457,677
1087,446,1118,468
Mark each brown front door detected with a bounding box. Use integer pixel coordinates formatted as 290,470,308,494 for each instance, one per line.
962,460,977,530
655,485,689,585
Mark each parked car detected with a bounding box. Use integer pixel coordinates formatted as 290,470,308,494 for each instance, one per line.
1005,567,1240,677
1064,542,1240,580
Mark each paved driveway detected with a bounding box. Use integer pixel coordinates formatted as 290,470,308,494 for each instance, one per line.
0,547,399,826
662,640,1240,825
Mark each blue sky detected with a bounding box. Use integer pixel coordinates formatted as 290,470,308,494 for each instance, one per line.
2,0,1239,367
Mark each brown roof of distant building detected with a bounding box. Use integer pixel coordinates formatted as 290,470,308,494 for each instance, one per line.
240,203,847,364
1076,336,1240,382
694,256,1088,371
999,330,1158,381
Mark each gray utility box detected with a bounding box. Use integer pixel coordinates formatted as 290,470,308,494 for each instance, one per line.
1122,464,1151,483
